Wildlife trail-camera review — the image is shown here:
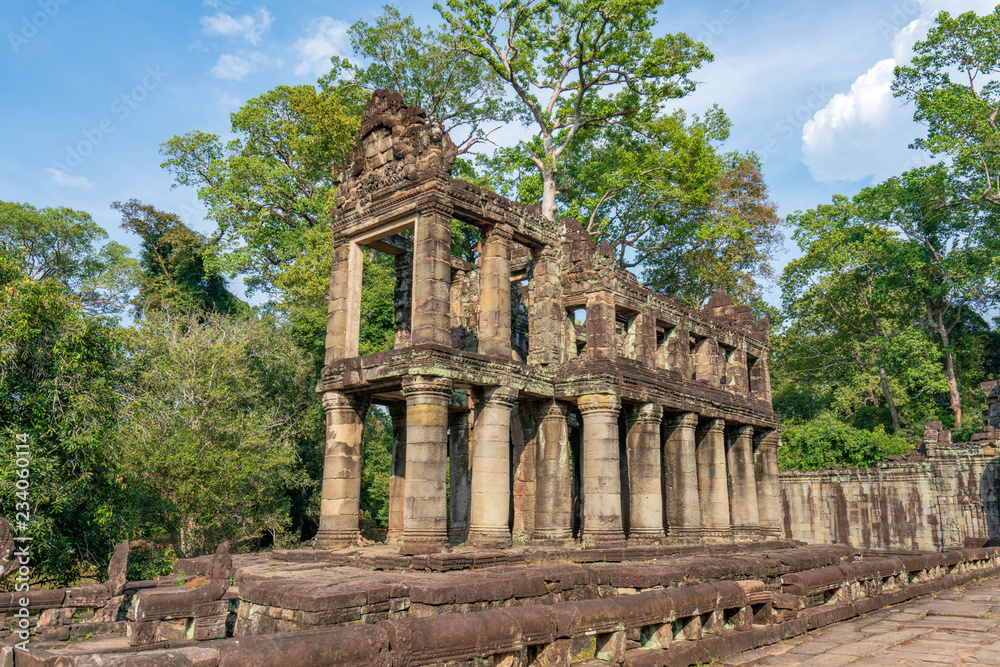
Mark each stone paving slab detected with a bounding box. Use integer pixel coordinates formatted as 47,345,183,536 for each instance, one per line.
723,576,1000,666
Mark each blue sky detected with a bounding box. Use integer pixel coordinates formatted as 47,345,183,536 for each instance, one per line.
1,0,996,306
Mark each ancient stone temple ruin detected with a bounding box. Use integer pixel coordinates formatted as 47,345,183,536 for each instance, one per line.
316,90,782,552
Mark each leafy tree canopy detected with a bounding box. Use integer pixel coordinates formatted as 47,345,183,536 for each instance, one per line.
0,201,134,315
114,199,246,316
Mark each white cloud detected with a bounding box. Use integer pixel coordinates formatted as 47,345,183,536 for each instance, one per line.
801,1,995,182
293,17,349,78
209,51,282,80
201,8,273,45
45,168,93,190
212,53,255,80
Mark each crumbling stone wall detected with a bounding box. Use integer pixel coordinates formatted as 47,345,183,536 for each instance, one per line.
779,381,1000,552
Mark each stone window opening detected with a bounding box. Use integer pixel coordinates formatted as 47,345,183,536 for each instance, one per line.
747,354,761,395
655,322,677,370
511,278,529,362
567,308,587,359
720,344,736,387
615,308,639,360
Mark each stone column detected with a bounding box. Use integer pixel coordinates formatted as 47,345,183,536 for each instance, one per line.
726,424,760,539
535,401,573,541
663,413,701,540
578,394,625,546
316,391,368,548
448,407,472,544
478,222,513,358
469,386,518,547
393,251,412,348
755,429,782,538
528,244,563,365
696,418,732,540
400,375,452,552
585,291,617,360
325,240,363,364
410,207,453,347
386,403,406,543
626,403,664,543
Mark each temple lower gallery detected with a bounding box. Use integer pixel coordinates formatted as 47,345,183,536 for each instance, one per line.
316,90,781,553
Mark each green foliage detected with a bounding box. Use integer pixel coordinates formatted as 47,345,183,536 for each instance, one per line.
360,408,393,529
437,0,713,219
127,542,177,581
119,311,315,557
324,5,511,154
893,7,1000,204
0,253,131,584
0,201,135,315
114,199,245,316
159,84,361,295
777,414,913,470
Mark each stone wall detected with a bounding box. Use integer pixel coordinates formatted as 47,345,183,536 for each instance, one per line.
779,382,1000,552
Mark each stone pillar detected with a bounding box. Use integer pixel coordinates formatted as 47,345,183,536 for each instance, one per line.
448,406,472,543
386,403,406,543
578,394,625,546
478,222,513,358
696,418,732,540
469,386,518,547
727,424,760,539
400,375,452,552
316,391,368,548
755,429,782,538
511,405,536,544
528,244,563,365
325,240,363,364
393,251,412,348
585,291,617,360
626,403,664,543
410,207,453,347
663,412,701,540
535,401,572,541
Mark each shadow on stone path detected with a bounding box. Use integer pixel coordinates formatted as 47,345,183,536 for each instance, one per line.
725,576,1000,666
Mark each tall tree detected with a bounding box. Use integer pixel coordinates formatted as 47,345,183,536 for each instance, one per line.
640,156,782,309
857,166,1000,429
0,253,131,584
120,311,314,557
324,5,512,154
113,199,244,315
893,7,1000,205
0,201,134,315
159,85,361,295
779,166,1000,432
437,0,712,220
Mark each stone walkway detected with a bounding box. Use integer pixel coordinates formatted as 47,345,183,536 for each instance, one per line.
724,576,1000,666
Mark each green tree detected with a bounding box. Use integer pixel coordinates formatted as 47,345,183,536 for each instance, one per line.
120,311,315,557
858,166,1000,430
777,413,913,470
438,0,712,220
0,201,134,315
325,5,511,153
114,199,245,315
640,156,782,309
777,166,1000,434
0,253,131,584
159,85,361,295
893,7,1000,205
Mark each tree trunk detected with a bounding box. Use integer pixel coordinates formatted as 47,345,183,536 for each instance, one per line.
941,334,963,430
169,529,186,560
541,167,557,221
877,363,901,434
